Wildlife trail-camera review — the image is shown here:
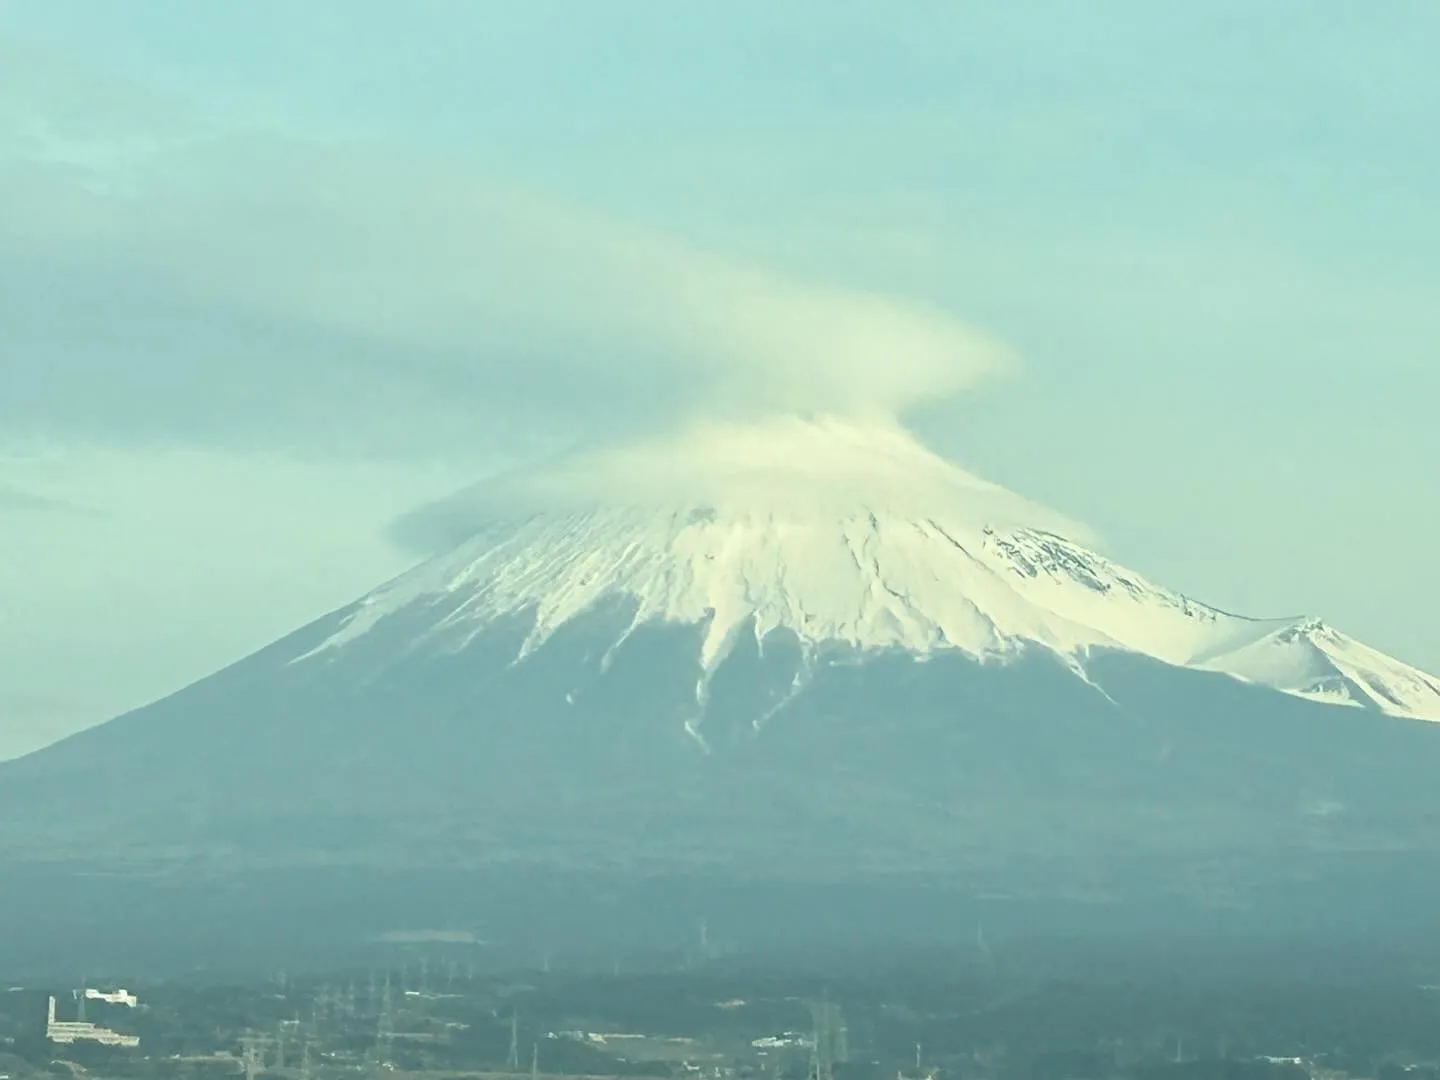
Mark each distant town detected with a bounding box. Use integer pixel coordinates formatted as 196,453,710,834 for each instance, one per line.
3,945,1439,1080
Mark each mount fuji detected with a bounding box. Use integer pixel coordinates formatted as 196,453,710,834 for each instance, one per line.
4,416,1440,948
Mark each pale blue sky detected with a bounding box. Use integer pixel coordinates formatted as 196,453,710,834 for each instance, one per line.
1,1,1437,757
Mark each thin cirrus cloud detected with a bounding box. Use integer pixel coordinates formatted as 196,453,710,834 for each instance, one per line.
0,483,92,517
0,41,1013,460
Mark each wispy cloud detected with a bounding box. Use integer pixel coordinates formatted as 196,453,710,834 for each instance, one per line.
0,38,1010,459
0,482,92,517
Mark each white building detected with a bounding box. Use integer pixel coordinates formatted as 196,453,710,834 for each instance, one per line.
46,995,140,1048
84,988,138,1008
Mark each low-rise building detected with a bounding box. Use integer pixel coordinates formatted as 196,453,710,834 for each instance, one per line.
45,995,140,1048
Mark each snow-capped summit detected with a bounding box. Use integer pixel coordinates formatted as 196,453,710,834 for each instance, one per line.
303,416,1440,723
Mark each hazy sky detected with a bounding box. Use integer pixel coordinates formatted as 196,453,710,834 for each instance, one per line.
2,1,1438,759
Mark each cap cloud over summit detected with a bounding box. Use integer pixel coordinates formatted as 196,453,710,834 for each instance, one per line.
1,51,1011,456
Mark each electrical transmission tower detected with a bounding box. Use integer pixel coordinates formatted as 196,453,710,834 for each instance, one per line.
239,1035,268,1080
375,974,395,1063
809,1000,848,1080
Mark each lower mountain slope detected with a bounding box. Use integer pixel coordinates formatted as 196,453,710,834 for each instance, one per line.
5,595,1440,900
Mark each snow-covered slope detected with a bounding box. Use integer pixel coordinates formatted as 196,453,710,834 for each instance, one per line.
301,417,1440,723
1194,619,1440,719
